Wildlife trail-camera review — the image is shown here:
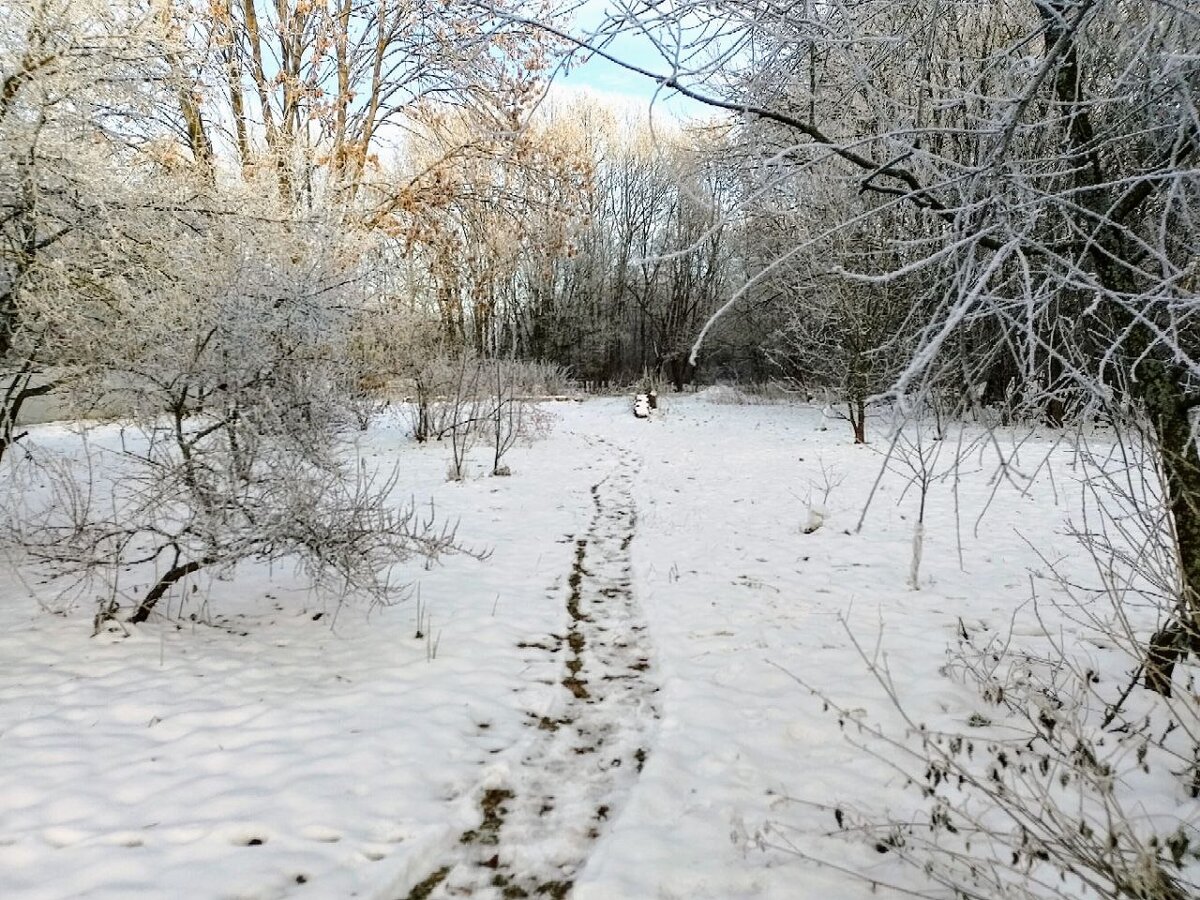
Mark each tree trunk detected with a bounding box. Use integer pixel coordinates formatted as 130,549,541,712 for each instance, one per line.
1140,362,1200,695
0,368,54,465
1033,0,1200,693
128,558,211,624
849,396,866,444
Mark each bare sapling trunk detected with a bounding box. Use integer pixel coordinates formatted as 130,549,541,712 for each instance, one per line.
909,501,926,592
490,356,523,476
891,422,940,590
447,353,483,481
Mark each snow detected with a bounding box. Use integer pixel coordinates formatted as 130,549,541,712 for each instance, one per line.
0,396,1193,898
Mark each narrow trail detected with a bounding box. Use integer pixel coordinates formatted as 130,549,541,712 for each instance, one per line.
399,440,660,900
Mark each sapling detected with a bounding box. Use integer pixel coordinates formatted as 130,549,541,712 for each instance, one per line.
489,356,523,476
889,419,944,590
801,460,843,534
445,352,485,481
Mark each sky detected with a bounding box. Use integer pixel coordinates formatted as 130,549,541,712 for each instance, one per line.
547,0,715,121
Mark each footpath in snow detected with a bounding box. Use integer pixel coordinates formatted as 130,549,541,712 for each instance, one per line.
395,435,661,899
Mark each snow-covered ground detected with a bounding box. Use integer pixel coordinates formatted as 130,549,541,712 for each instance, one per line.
0,395,1189,898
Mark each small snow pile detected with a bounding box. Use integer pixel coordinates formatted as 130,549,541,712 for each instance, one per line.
802,505,826,534
697,384,747,405
633,394,651,418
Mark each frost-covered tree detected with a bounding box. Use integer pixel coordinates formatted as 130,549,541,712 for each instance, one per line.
757,181,921,442
0,1,489,626
0,0,188,462
159,0,560,202
18,207,474,626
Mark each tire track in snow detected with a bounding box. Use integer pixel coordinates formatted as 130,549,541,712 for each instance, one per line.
400,440,659,899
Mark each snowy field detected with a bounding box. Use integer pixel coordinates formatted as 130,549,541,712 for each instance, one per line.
0,394,1187,898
